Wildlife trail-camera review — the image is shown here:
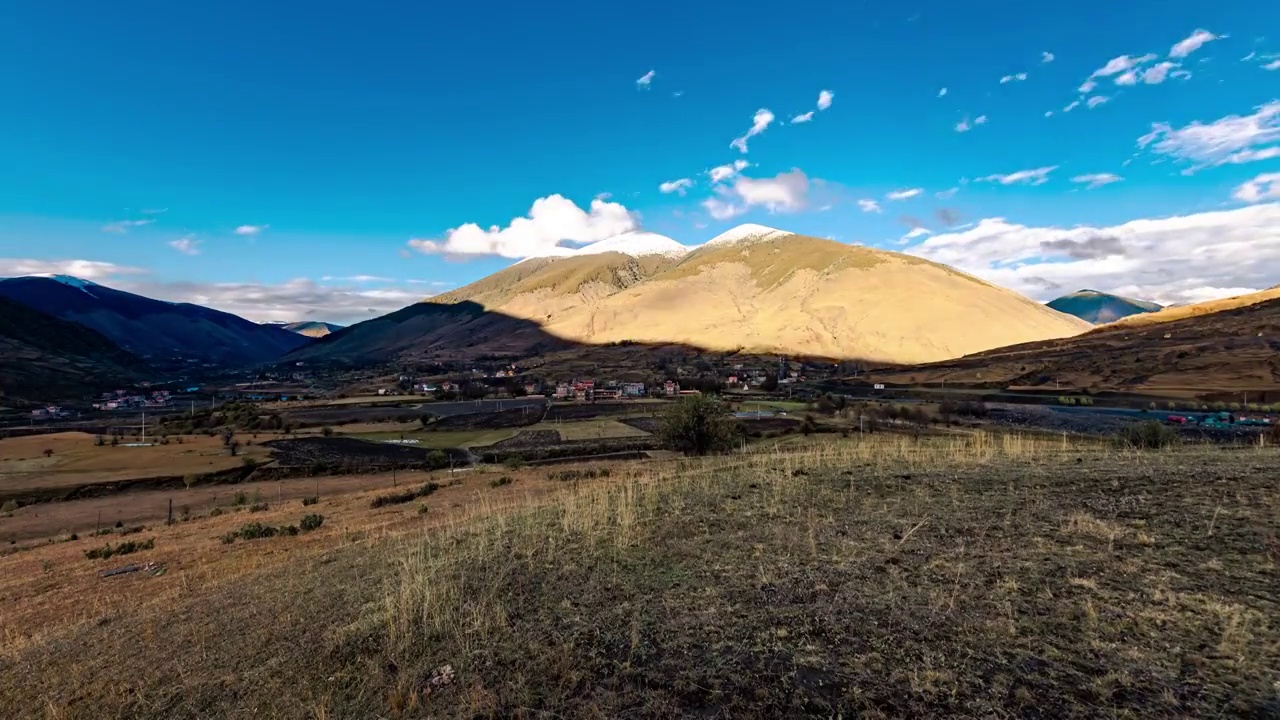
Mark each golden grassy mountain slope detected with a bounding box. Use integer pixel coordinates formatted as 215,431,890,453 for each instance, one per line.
433,227,1090,364
1101,287,1280,331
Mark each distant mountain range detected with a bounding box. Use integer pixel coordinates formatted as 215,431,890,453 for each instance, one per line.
1047,289,1163,324
0,296,146,400
265,320,344,338
288,224,1091,365
0,276,310,365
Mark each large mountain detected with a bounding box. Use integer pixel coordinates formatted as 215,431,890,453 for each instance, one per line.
273,321,344,338
1047,289,1162,324
289,225,1090,365
0,297,146,400
858,288,1280,397
0,276,310,365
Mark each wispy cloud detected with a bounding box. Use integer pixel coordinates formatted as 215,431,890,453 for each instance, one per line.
857,198,882,213
886,188,922,201
955,118,972,133
935,187,959,200
729,108,775,153
658,178,693,195
0,258,147,280
702,169,810,220
102,219,155,234
1138,101,1280,173
168,235,201,255
1169,29,1221,59
708,159,749,183
1086,95,1110,109
937,87,948,98
235,224,268,236
636,70,655,88
1042,51,1055,63
978,166,1058,186
1071,173,1124,189
1266,59,1280,71
999,72,1028,84
320,275,396,283
1232,172,1280,203
790,112,814,124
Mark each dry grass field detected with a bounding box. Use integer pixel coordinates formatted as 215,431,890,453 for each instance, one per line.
0,432,272,492
1,434,1277,718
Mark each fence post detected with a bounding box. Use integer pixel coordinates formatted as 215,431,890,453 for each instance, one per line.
167,498,173,526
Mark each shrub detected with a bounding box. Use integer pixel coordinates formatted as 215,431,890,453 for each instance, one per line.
241,457,259,469
490,475,514,488
248,503,269,513
119,525,144,535
370,482,440,508
233,491,248,506
1114,421,1180,450
0,500,17,513
92,527,113,536
1266,422,1280,446
418,505,430,515
658,394,741,456
223,522,278,543
426,450,449,470
321,426,334,437
84,537,154,560
503,455,525,470
300,514,324,532
183,474,198,490
301,495,319,506
209,507,225,518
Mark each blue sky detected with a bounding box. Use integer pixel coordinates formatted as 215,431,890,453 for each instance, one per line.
2,0,1278,322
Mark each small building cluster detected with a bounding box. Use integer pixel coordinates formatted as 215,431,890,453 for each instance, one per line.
91,389,172,411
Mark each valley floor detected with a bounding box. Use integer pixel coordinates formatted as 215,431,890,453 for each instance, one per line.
1,435,1278,718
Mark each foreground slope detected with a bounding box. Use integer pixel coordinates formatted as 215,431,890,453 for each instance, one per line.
1047,289,1162,324
292,226,1090,364
0,276,310,365
860,291,1280,397
0,297,145,400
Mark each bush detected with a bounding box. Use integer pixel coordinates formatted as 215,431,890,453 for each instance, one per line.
301,495,320,506
490,475,514,488
370,482,440,508
418,504,430,515
321,426,334,437
658,395,741,456
233,492,248,506
0,500,18,513
1114,421,1180,450
248,502,269,513
299,514,324,532
84,537,154,560
426,450,449,470
209,507,225,518
223,522,278,543
502,455,525,470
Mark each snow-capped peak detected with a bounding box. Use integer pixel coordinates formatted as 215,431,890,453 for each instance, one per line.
49,274,99,289
704,223,790,247
573,232,690,259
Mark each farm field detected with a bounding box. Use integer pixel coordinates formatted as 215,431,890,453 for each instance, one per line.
530,418,652,440
352,428,519,448
0,432,271,493
1,435,1276,718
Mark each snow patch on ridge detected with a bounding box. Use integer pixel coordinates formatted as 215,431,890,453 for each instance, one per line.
521,232,690,262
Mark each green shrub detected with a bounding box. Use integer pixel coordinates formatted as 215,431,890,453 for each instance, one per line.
299,514,324,532
222,522,279,544
301,495,319,506
502,455,525,470
418,505,430,515
209,507,225,518
0,500,18,513
84,537,154,560
658,395,741,456
490,475,514,488
370,482,440,508
248,502,269,513
1114,421,1180,450
233,491,248,506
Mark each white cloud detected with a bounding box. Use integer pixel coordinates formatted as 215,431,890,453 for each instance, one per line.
955,118,971,133
1044,111,1054,118
903,227,932,240
1115,70,1140,86
703,169,811,220
636,70,655,88
708,159,749,183
0,258,147,281
886,188,923,201
234,224,268,236
1138,101,1280,172
1042,51,1055,63
1093,54,1157,78
1142,61,1179,84
407,194,638,259
858,198,882,213
124,277,431,325
102,219,154,234
1063,100,1081,113
791,112,814,124
729,108,775,153
908,203,1280,306
1078,80,1097,93
1233,173,1280,203
978,166,1058,186
1086,95,1110,109
935,187,959,200
168,236,201,255
659,178,693,195
1169,29,1220,59
937,87,948,97
321,275,395,283
1266,59,1280,71
817,89,834,110
1000,72,1028,84
974,115,988,125
1071,173,1124,189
